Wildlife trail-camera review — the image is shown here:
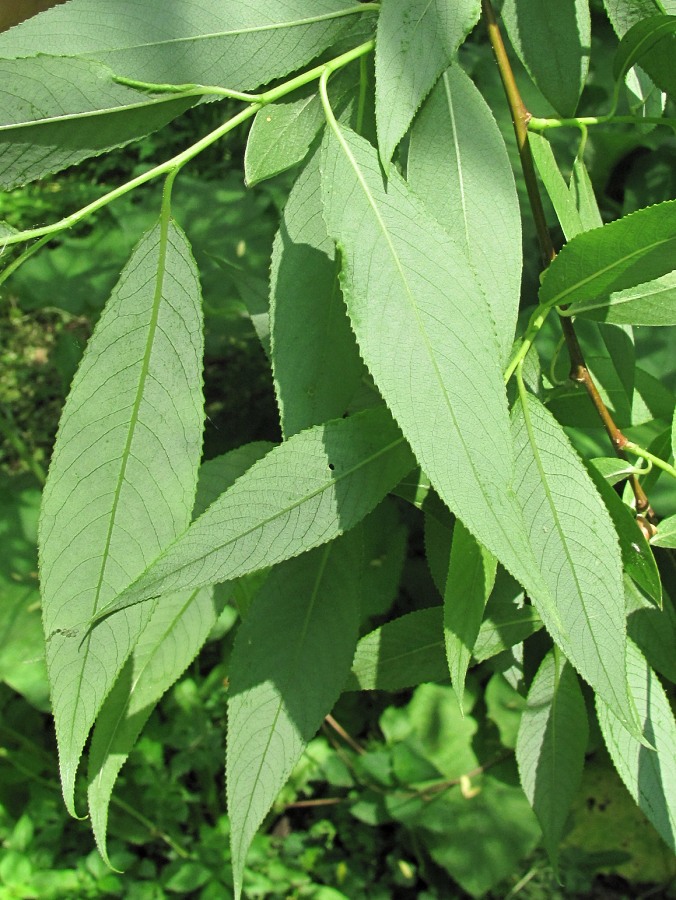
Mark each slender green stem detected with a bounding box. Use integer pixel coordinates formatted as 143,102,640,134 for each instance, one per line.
357,56,368,135
0,235,52,290
625,443,676,481
503,304,553,383
113,76,260,102
529,114,676,131
0,39,375,253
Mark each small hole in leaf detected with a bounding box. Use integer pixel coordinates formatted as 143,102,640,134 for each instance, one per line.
328,463,335,471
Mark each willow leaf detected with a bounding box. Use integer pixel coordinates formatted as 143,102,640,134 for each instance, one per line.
604,0,676,37
374,0,480,167
443,521,497,708
516,651,588,870
502,0,591,116
91,406,415,620
511,391,636,732
270,150,363,437
321,124,558,637
541,200,676,311
228,536,361,900
597,640,676,853
0,56,196,189
39,219,204,815
567,270,676,326
529,132,585,240
87,443,270,864
0,0,365,90
408,64,521,365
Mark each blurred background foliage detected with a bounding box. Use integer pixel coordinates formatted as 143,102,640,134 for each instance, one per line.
0,0,675,897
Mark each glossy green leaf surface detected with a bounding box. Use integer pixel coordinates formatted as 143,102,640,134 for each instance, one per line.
86,443,270,864
651,513,676,548
408,64,521,365
597,640,676,853
443,522,496,707
570,157,603,232
321,124,552,621
567,270,676,326
511,391,634,730
227,536,361,899
0,56,196,189
604,0,676,37
501,0,591,116
541,200,676,310
0,0,366,90
516,651,587,868
39,219,205,815
530,132,585,240
613,15,676,99
270,151,363,437
374,0,480,167
93,406,415,618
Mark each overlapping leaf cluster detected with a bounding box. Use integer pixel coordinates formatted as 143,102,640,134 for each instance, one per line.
0,0,674,895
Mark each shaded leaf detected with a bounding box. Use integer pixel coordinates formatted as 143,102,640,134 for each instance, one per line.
613,15,676,98
569,270,676,326
516,650,588,869
374,0,480,167
542,200,676,310
270,150,363,437
651,513,676,548
0,56,196,189
511,391,635,731
597,640,676,853
530,132,584,240
501,0,591,116
604,0,676,38
626,576,676,683
444,521,497,707
227,536,361,899
570,156,603,232
408,64,521,365
0,0,367,90
39,218,205,815
92,406,415,619
87,443,271,863
591,456,645,485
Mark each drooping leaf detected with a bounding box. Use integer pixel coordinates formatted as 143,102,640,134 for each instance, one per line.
270,150,363,437
320,124,553,629
0,0,368,90
567,270,676,326
501,0,591,116
39,218,205,815
591,456,646,485
570,156,603,232
651,513,676,548
541,200,676,310
374,0,480,167
407,63,521,365
585,462,662,606
244,66,358,187
0,56,197,189
227,536,361,899
626,576,676,683
443,521,497,707
359,499,408,620
530,132,585,240
91,406,415,619
511,390,635,731
346,582,542,692
87,442,271,864
597,639,676,853
516,650,588,869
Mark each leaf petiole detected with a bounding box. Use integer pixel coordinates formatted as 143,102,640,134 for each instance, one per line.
624,443,676,481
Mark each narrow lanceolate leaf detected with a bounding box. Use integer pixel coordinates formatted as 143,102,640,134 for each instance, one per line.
39,219,204,815
529,133,585,240
604,0,676,38
597,640,676,853
541,200,676,311
0,0,365,89
626,576,676,684
444,522,497,707
270,150,363,437
321,125,554,631
613,15,676,99
567,271,676,326
87,443,270,865
651,513,676,548
244,66,358,187
516,651,588,869
92,406,415,619
408,64,521,365
569,157,603,232
0,56,196,189
374,0,480,167
511,391,636,731
501,0,591,116
227,537,361,900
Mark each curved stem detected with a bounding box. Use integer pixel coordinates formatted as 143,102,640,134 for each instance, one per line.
625,443,676,481
529,114,676,131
